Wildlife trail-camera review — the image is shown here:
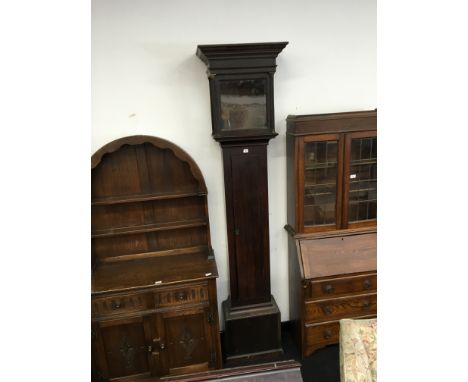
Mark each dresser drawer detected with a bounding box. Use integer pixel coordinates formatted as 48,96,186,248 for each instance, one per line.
304,293,377,323
306,273,377,300
92,292,150,317
154,283,209,308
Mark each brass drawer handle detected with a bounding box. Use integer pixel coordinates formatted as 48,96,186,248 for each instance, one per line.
363,279,371,290
324,284,335,294
176,291,187,301
323,329,332,339
111,301,122,310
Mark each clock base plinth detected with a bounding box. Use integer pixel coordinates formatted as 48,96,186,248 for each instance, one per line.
222,295,282,361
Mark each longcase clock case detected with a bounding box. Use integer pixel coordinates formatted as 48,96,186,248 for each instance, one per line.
196,42,288,361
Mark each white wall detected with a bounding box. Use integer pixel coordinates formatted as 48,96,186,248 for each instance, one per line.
92,0,376,324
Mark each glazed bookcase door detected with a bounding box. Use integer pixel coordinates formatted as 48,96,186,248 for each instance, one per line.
301,134,344,233
92,316,154,381
343,131,377,228
157,307,215,376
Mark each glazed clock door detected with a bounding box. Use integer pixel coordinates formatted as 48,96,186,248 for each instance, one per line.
157,307,215,376
343,131,377,228
92,316,153,381
301,134,344,233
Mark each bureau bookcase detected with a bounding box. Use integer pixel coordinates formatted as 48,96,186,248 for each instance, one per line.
285,111,377,357
91,136,222,381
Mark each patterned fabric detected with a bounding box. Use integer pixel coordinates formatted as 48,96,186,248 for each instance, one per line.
339,318,377,382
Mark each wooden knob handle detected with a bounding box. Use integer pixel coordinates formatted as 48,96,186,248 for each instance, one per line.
176,291,186,301
362,300,370,309
322,305,332,315
111,301,122,309
324,284,335,294
323,329,332,339
363,280,371,289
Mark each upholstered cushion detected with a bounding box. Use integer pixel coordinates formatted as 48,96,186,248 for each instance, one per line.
339,318,377,382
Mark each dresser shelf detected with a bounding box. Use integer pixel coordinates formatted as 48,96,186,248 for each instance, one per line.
96,245,210,264
92,251,219,294
92,190,206,206
91,136,222,381
92,218,208,238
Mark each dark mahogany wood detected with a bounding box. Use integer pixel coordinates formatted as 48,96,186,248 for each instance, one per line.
286,110,377,137
298,230,376,279
287,227,377,358
285,111,377,357
91,136,222,381
196,43,287,361
286,110,377,234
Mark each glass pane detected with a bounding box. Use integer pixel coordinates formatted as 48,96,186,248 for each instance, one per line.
219,79,267,130
348,137,377,222
303,140,338,227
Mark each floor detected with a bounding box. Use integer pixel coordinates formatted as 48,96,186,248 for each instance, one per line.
222,323,340,382
299,344,340,382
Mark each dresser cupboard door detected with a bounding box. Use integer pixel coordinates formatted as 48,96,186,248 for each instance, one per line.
157,307,215,376
92,316,153,381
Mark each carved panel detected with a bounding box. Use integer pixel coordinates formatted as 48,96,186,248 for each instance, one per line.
179,327,198,360
92,292,149,317
100,322,149,378
155,283,209,308
163,311,209,371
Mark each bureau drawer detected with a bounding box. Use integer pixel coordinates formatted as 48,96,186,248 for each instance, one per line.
303,314,377,358
306,273,377,300
154,283,209,308
92,292,150,317
304,293,377,323
305,321,340,345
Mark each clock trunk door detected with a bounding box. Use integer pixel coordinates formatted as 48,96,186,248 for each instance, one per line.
223,144,271,307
